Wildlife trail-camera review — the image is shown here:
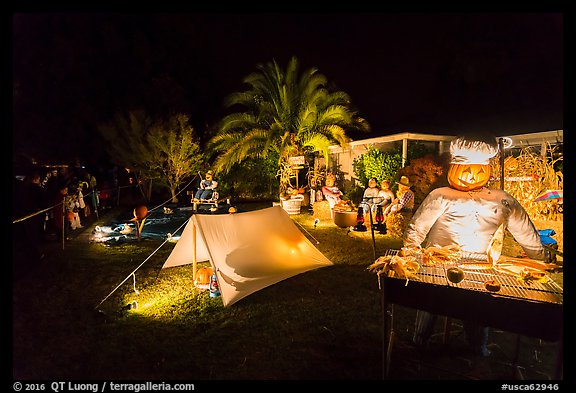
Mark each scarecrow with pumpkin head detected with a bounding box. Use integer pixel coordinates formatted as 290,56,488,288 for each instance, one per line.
404,134,546,357
194,170,218,202
384,176,415,215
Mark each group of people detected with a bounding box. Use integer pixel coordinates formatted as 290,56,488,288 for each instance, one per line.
358,175,414,219
13,167,102,274
321,173,414,219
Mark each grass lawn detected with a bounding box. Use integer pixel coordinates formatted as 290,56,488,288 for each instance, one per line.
13,202,563,381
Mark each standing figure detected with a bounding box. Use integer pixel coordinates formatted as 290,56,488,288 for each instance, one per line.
194,170,218,202
87,172,99,217
321,173,342,218
13,171,47,274
403,134,546,356
51,182,71,242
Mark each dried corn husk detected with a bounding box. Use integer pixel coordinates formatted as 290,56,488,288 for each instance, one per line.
368,254,420,288
487,224,505,265
517,269,548,285
421,244,461,265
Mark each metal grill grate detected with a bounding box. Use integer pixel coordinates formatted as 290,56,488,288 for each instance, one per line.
381,249,563,304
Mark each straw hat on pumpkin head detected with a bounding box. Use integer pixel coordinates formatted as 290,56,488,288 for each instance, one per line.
397,176,412,188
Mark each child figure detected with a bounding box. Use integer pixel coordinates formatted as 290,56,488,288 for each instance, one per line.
65,192,82,230
377,179,395,209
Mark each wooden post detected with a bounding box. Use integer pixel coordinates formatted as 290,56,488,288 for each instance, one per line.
136,218,146,241
499,138,505,191
192,221,197,283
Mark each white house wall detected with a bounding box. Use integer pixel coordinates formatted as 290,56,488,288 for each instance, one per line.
325,132,455,189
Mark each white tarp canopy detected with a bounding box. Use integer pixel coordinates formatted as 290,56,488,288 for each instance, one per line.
162,206,333,306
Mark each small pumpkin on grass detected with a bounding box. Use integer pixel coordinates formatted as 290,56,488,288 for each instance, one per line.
195,267,214,289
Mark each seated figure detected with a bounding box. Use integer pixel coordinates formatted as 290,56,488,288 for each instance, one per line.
194,170,218,202
383,176,414,215
358,177,380,214
376,179,395,209
321,173,342,218
383,175,415,237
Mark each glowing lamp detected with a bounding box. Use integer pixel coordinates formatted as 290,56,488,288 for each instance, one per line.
354,207,367,232
122,301,138,311
375,205,387,234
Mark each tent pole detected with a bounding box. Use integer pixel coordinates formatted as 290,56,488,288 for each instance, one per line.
193,220,197,283
499,137,505,191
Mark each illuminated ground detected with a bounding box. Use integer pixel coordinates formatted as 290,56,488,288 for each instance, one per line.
13,202,563,382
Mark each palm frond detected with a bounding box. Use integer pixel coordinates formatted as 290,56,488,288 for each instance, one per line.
317,105,353,126
218,113,259,133
207,56,366,188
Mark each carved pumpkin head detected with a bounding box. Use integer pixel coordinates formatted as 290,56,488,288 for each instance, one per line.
448,136,499,191
447,163,491,191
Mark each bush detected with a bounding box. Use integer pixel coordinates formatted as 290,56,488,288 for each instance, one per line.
397,153,450,209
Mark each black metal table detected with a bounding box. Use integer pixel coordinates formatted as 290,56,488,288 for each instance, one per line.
380,259,563,379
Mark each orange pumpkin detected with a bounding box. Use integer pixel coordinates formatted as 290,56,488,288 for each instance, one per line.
133,205,148,220
447,163,491,191
195,267,214,287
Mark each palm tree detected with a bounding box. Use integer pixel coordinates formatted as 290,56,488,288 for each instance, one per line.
207,56,370,194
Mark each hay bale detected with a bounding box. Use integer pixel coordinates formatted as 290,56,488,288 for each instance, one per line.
489,145,563,221
313,200,332,220
385,211,413,238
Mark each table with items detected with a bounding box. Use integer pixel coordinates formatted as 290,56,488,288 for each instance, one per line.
369,247,563,379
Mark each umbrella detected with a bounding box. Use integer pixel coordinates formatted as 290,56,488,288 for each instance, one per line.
534,190,563,202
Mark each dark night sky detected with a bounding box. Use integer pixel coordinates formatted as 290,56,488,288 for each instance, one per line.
12,12,564,168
